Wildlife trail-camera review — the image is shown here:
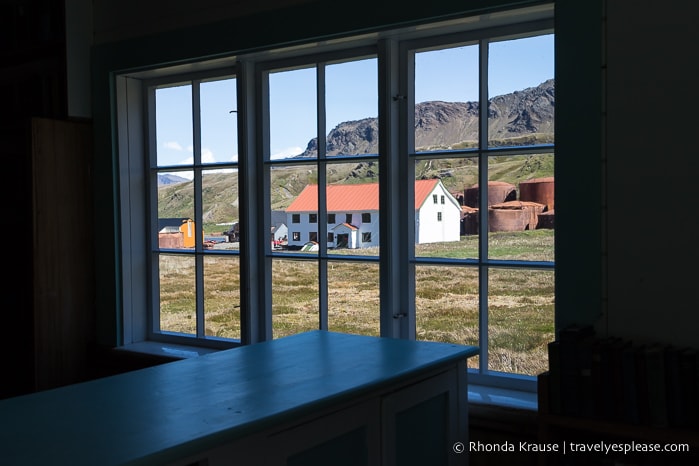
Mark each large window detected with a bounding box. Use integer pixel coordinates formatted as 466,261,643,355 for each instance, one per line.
119,5,554,390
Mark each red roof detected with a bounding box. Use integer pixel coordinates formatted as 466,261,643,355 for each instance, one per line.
286,179,441,212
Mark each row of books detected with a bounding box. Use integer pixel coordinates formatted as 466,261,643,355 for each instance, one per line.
540,325,699,429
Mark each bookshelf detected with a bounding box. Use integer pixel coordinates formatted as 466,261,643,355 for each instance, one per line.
537,326,699,465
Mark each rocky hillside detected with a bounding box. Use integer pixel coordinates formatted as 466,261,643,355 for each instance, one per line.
298,79,554,157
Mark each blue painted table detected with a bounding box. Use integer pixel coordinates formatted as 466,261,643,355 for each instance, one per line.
0,331,478,466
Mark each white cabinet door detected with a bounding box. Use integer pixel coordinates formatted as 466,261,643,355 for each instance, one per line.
265,398,381,466
381,368,468,466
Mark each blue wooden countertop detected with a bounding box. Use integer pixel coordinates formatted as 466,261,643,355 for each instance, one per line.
0,331,477,466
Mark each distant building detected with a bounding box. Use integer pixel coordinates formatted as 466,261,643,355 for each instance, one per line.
158,218,196,248
285,179,461,249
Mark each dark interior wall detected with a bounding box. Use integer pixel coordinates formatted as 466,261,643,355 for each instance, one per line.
604,1,699,347
0,0,68,399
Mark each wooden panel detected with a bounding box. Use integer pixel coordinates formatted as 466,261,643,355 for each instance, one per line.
32,117,94,391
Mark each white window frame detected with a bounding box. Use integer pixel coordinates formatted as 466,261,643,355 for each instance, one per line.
116,4,555,392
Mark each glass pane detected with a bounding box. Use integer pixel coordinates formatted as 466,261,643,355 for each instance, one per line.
415,265,479,370
157,170,195,249
488,268,555,376
414,45,479,152
155,83,193,167
204,255,240,339
326,162,380,256
269,67,317,160
328,261,379,336
201,77,238,163
488,34,554,147
272,259,319,338
159,254,196,335
274,164,319,254
202,168,238,249
414,158,478,258
326,58,378,157
485,153,554,261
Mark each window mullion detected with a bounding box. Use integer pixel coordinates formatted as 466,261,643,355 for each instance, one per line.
478,39,490,374
239,60,269,343
191,80,206,339
317,63,328,331
379,38,414,339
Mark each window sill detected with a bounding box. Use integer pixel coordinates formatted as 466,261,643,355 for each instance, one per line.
468,384,538,411
116,341,220,360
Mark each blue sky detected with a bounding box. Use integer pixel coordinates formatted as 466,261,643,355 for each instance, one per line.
156,34,553,171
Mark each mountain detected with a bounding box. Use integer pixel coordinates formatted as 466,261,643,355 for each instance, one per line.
158,173,190,186
298,79,554,157
158,80,555,225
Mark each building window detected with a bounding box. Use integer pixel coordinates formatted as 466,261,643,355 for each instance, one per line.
118,5,554,391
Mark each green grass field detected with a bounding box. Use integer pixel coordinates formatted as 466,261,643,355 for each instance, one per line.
158,229,554,376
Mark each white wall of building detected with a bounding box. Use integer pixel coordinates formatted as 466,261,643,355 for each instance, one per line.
415,185,461,244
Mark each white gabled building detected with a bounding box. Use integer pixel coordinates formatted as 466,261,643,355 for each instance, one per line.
285,179,461,249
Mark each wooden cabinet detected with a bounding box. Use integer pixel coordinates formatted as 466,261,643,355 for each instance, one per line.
0,331,477,466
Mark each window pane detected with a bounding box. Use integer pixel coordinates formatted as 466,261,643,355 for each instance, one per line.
326,162,380,256
204,255,240,339
414,45,479,152
202,168,238,248
488,268,554,376
414,158,476,258
328,261,379,336
155,84,193,167
326,58,378,157
273,164,318,253
157,170,194,249
415,265,479,370
488,34,554,148
159,254,196,335
201,77,238,163
269,67,317,160
485,153,554,261
272,259,319,338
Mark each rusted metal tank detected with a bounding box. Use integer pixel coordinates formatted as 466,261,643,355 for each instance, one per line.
460,206,479,235
519,177,554,211
536,210,555,229
158,232,184,249
489,201,545,231
463,181,516,208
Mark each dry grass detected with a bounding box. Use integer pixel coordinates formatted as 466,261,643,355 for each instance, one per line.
159,229,554,376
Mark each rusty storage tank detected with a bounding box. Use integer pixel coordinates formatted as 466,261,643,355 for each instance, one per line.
461,206,479,235
536,210,555,229
519,177,554,211
463,181,516,208
158,232,184,249
488,201,544,231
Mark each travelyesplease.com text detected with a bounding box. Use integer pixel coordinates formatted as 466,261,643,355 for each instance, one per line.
468,440,690,455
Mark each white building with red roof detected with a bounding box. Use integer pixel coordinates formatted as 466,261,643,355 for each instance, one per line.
285,179,461,249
